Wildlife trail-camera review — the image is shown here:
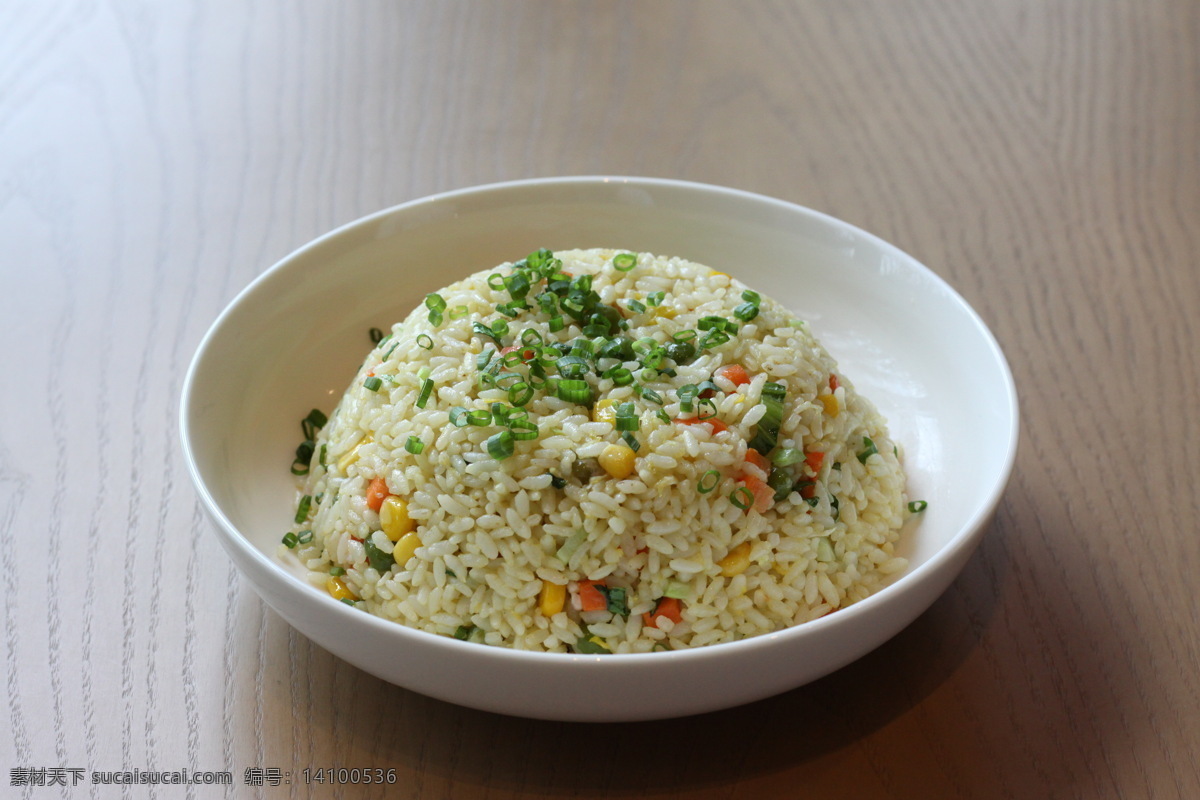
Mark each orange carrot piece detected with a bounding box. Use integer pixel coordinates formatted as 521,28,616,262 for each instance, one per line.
740,473,774,513
676,416,728,434
805,451,825,474
366,477,389,512
643,597,683,629
744,448,770,476
577,580,609,612
714,363,750,386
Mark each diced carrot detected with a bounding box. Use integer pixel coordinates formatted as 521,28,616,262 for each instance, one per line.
739,473,774,513
714,363,750,387
676,416,728,434
805,451,825,474
499,345,535,361
576,580,609,612
744,448,770,476
829,374,839,391
643,597,683,629
798,480,816,500
366,477,389,512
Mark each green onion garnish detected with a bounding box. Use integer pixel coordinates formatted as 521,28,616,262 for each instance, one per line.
748,382,786,455
645,290,665,306
857,437,878,464
508,381,534,406
908,500,928,513
557,379,593,404
329,566,345,576
473,322,502,344
733,301,759,322
604,585,629,616
416,378,434,408
450,305,469,319
655,409,671,424
613,252,638,271
615,402,639,431
297,530,313,544
697,469,721,494
509,418,539,440
301,409,328,441
453,625,474,641
405,435,424,454
449,407,469,427
621,431,640,451
425,293,446,325
369,327,385,344
771,448,804,466
467,409,492,426
364,376,383,392
416,333,434,350
281,532,298,548
294,495,312,524
730,486,754,510
363,537,395,573
486,430,515,460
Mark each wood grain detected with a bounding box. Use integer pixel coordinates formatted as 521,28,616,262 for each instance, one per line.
1,1,1197,797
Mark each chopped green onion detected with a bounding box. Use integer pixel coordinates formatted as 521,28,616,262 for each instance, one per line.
416,333,434,350
467,409,492,426
557,379,593,404
748,382,786,455
635,384,664,405
319,444,327,467
281,532,298,548
831,494,840,521
509,418,539,441
369,327,385,344
548,315,565,332
606,366,634,386
301,409,328,441
549,473,567,489
733,301,759,322
383,341,399,360
329,566,345,576
771,447,804,466
645,290,665,306
729,486,754,510
341,598,356,606
655,409,671,424
612,252,638,271
768,468,792,501
416,378,434,408
521,328,544,346
574,633,611,655
486,430,515,460
908,500,928,513
449,407,470,427
678,383,699,413
615,402,639,432
290,459,310,476
363,537,395,573
364,376,383,392
453,625,474,641
297,530,313,544
508,381,534,406
294,495,312,523
697,469,721,494
621,431,640,451
450,305,469,319
473,322,502,344
405,435,424,454
604,585,629,616
742,289,761,304
857,437,879,463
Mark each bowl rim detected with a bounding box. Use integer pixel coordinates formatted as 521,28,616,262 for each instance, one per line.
180,174,1020,667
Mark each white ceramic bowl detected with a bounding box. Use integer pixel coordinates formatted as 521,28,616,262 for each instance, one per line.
180,176,1018,722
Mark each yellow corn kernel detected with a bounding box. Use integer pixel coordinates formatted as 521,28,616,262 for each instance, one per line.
652,305,676,319
379,496,417,541
820,394,840,418
718,541,752,577
598,443,636,480
326,576,356,601
538,581,567,616
335,436,370,473
593,398,619,424
710,269,729,278
392,531,422,566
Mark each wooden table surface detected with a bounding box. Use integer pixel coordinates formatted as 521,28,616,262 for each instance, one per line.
3,1,1198,797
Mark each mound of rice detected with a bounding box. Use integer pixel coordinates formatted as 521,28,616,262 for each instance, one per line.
284,248,910,653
